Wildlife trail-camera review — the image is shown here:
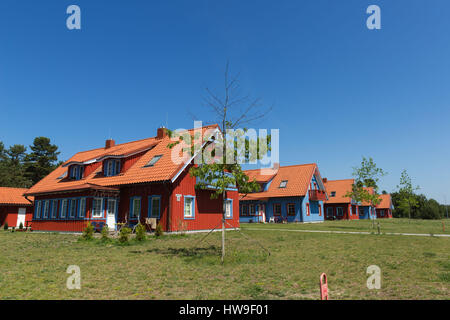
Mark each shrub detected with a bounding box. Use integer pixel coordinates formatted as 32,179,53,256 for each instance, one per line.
119,227,131,243
19,222,23,230
82,222,94,240
11,227,15,233
101,225,109,241
3,222,8,230
155,223,164,237
135,223,146,241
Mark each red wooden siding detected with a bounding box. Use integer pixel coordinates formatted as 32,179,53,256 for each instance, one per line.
0,205,33,228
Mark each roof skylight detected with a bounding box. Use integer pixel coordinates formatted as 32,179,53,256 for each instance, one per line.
144,155,163,167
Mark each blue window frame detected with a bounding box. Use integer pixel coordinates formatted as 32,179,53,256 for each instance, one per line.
129,197,141,220
183,196,195,219
104,159,121,177
225,199,233,219
148,195,161,219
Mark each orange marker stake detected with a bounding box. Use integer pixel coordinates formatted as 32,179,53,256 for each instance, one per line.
320,273,328,300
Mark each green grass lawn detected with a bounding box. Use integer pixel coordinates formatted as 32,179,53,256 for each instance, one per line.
0,219,449,300
243,218,450,235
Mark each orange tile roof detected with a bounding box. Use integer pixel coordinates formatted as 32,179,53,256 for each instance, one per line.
0,187,33,206
240,163,320,199
361,187,375,206
324,179,355,204
244,168,277,183
376,194,392,209
25,125,220,196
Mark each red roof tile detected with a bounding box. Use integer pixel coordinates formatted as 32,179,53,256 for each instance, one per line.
376,194,392,209
240,163,320,199
324,179,354,204
0,187,33,206
25,125,220,196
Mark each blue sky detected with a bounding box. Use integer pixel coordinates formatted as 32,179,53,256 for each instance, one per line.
0,0,449,202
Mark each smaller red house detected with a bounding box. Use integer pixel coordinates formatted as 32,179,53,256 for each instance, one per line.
323,179,359,220
0,187,34,229
376,194,393,218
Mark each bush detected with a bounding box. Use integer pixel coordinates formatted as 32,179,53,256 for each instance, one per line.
19,222,23,230
135,223,146,241
82,222,94,240
119,227,131,243
101,225,109,241
155,223,164,237
3,222,8,230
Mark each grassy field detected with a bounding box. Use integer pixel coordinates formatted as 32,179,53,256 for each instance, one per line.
243,218,450,235
0,219,449,300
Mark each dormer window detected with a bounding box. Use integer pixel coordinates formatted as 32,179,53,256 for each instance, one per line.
330,191,336,197
144,155,162,167
69,165,84,180
279,180,288,188
104,159,121,177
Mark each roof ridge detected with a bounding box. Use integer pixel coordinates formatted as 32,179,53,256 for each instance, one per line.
244,163,317,173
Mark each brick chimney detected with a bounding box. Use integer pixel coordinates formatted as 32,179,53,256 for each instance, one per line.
157,126,168,139
105,139,115,149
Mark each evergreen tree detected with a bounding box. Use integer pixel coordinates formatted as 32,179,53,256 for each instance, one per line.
25,137,61,185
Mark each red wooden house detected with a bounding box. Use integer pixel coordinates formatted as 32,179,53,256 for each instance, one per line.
24,125,239,233
323,179,359,220
0,187,34,228
376,194,393,218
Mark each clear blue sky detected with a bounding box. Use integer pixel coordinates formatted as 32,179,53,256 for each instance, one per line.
1,0,449,202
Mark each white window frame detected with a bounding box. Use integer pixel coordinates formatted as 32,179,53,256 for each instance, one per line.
149,196,161,219
225,199,232,219
130,197,141,219
69,199,77,218
107,199,117,217
92,198,103,218
51,200,58,218
35,201,41,218
184,196,195,219
61,199,68,218
79,198,86,218
43,200,50,218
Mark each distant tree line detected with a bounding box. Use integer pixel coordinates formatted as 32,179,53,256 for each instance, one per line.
391,192,449,220
0,137,61,188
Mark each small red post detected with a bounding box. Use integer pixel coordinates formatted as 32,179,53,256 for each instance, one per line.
320,273,328,300
442,221,445,233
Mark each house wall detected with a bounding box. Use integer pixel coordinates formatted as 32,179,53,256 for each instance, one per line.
0,205,33,228
31,191,112,232
376,208,392,218
31,164,239,233
324,203,359,220
170,166,239,232
359,206,377,220
118,183,170,230
239,200,266,223
302,186,324,223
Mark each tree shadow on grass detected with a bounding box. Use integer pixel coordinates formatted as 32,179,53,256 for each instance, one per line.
148,245,220,257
